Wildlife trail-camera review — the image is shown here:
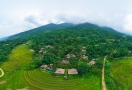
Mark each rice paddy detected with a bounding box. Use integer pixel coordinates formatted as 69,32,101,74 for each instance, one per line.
112,58,132,90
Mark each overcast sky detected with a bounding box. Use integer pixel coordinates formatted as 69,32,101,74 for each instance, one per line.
0,0,132,38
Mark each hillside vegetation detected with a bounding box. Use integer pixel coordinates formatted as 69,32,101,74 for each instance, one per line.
0,23,132,89
1,23,132,63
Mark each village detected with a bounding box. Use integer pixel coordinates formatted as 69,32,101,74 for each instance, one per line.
36,45,97,80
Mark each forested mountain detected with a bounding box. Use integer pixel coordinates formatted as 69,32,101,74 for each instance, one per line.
0,36,8,41
8,23,74,40
0,22,132,63
1,22,132,90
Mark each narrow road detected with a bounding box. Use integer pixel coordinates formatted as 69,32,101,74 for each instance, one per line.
102,56,107,90
0,68,4,77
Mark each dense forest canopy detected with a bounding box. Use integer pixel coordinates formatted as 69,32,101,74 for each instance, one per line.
0,23,132,63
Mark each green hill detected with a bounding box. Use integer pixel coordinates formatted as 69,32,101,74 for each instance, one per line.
0,22,132,89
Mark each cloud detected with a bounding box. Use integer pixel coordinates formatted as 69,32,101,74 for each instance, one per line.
124,14,132,33
24,15,41,26
55,13,86,24
0,25,3,28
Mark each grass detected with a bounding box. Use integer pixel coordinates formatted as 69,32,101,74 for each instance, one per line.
112,58,132,90
1,44,33,73
0,44,101,90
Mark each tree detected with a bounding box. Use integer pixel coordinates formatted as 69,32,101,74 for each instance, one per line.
42,54,52,65
77,66,87,75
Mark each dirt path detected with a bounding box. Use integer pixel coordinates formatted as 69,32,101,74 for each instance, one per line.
0,68,4,77
102,56,107,90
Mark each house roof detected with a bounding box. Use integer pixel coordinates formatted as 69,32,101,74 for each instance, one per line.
82,55,88,60
41,48,44,50
68,68,78,75
41,65,48,68
66,54,71,58
30,49,35,52
61,60,70,64
88,60,96,65
50,64,53,66
54,68,65,74
39,50,43,53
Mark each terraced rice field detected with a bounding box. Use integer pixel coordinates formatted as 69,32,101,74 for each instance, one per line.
24,69,80,90
0,70,26,89
112,58,132,90
1,44,33,73
24,69,101,90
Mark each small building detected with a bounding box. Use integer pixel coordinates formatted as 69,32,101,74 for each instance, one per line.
88,60,96,66
45,45,53,48
41,48,44,50
82,55,88,60
60,60,70,65
26,42,30,45
39,50,43,54
82,46,86,49
54,68,65,75
41,65,48,70
49,64,53,68
30,49,35,52
66,54,71,58
66,54,76,58
68,68,78,75
71,54,76,58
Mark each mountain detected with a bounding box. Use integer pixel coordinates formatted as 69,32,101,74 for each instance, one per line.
0,22,132,90
3,22,132,60
0,36,9,41
8,23,75,40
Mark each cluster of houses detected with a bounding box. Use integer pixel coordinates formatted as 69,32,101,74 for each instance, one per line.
66,54,76,59
39,46,97,78
40,59,96,76
29,45,53,55
41,64,53,70
59,60,70,65
81,47,88,60
39,48,46,55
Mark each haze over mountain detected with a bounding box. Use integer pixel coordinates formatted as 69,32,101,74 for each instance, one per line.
0,0,132,38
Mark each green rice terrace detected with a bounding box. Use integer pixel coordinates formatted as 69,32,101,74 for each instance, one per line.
0,44,101,90
112,58,132,90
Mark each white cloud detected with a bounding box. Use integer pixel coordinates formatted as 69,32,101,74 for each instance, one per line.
1,0,132,37
124,14,132,33
0,25,3,28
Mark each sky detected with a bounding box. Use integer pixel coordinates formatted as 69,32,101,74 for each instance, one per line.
0,0,132,38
